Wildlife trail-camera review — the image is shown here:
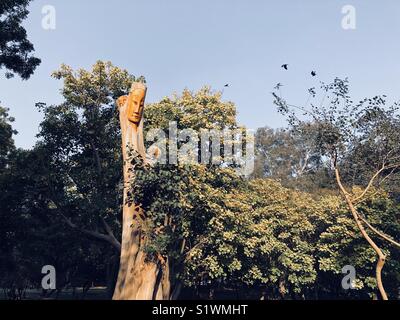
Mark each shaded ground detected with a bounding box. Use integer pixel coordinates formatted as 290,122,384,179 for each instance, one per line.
1,287,109,300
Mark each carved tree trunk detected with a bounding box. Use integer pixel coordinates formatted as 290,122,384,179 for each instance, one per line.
112,83,171,300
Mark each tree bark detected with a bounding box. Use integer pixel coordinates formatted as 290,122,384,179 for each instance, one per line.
334,165,388,300
112,83,172,300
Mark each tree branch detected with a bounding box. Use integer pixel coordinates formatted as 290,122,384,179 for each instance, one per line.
356,212,400,249
353,163,400,203
100,216,121,251
334,164,388,300
352,163,387,203
184,237,207,262
57,207,121,251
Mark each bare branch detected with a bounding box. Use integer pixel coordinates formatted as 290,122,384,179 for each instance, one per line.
356,212,400,249
334,166,389,300
352,163,387,203
354,168,396,205
353,163,400,203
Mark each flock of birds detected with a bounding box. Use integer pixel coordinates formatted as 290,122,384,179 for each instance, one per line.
223,64,317,89
282,63,317,77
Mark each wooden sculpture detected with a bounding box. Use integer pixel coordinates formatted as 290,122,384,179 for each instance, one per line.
113,82,169,300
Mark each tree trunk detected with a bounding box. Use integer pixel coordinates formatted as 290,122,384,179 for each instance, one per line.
106,254,119,299
170,281,183,300
112,223,171,299
112,82,172,300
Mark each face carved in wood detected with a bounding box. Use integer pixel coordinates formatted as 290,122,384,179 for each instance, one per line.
127,88,146,124
116,82,147,127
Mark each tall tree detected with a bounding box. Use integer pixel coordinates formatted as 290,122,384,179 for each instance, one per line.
252,125,333,191
274,78,400,299
0,0,41,79
37,61,136,252
33,62,139,297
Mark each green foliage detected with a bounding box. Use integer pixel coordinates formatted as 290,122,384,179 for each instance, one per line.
144,87,237,132
184,179,320,293
0,147,111,297
132,152,400,299
0,0,41,79
37,61,142,233
273,78,400,181
1,61,139,296
132,163,244,257
2,67,400,300
272,77,400,299
0,105,16,169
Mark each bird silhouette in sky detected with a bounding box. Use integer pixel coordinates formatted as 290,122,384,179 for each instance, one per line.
311,71,317,77
274,83,283,90
224,84,229,87
281,64,288,70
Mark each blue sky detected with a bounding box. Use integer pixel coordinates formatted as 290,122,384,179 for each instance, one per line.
1,0,400,149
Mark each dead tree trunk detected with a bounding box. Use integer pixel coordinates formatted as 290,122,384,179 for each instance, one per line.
112,82,170,300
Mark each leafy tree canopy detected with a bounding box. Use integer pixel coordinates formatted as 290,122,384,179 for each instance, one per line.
0,0,41,79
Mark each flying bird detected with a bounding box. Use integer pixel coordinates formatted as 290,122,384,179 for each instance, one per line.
224,84,229,87
281,64,288,70
274,83,283,90
311,71,317,77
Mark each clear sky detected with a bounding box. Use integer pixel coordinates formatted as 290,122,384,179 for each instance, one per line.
1,0,400,149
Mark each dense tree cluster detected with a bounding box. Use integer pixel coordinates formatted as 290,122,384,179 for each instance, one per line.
1,62,400,299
